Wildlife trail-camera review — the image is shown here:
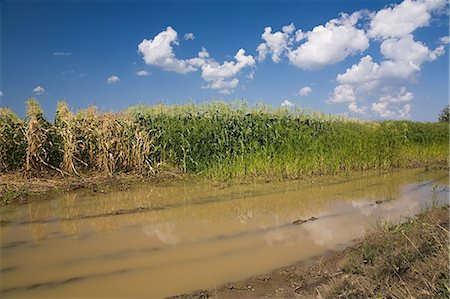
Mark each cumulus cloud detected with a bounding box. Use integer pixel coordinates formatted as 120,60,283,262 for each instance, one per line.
440,36,450,45
348,102,367,114
0,91,3,96
32,86,45,95
371,87,413,118
287,12,369,69
138,1,448,107
331,34,447,115
368,0,447,39
256,13,369,69
327,0,448,119
328,84,356,104
298,86,312,96
53,52,72,56
199,48,256,94
138,26,197,74
184,33,195,40
256,23,294,63
136,70,150,76
328,84,367,114
107,75,120,84
281,100,295,107
138,28,254,93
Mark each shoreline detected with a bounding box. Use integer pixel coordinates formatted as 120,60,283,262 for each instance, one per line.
1,163,447,206
168,205,449,298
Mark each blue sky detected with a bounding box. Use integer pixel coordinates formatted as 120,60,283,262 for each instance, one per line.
1,0,449,121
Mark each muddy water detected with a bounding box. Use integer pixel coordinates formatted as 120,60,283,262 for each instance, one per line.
0,169,448,298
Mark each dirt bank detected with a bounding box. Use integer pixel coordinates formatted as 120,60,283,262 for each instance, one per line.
0,170,183,206
1,163,447,206
169,205,449,298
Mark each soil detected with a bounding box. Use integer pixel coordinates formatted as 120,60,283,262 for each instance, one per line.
167,246,360,299
0,170,183,206
1,162,447,206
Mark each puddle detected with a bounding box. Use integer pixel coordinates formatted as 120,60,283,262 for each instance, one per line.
0,168,448,298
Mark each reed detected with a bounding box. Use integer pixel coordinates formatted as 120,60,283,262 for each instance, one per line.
1,99,448,178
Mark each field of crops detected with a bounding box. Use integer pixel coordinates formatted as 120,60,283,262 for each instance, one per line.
0,99,448,179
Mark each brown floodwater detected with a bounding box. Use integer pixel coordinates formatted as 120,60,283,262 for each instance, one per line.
0,168,448,298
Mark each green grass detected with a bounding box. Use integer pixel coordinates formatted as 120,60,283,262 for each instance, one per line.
0,99,448,179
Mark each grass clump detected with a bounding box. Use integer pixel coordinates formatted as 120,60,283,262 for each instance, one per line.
324,206,449,298
0,99,448,179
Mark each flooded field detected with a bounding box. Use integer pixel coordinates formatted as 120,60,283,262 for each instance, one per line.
1,168,448,298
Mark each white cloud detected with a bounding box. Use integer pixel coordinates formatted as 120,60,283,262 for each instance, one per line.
440,36,450,45
200,49,255,81
207,78,239,91
348,102,366,114
138,26,197,74
281,100,295,107
328,84,356,104
256,43,268,62
329,23,448,118
0,91,3,96
107,75,120,84
32,86,45,95
328,84,367,115
53,52,72,56
254,0,446,73
287,12,369,69
336,34,446,92
256,13,369,69
256,26,291,63
184,33,195,40
298,86,312,96
331,56,418,117
136,70,150,76
199,48,255,94
371,88,413,118
80,73,87,77
282,23,295,34
368,0,447,39
138,28,254,94
246,71,255,80
380,34,440,65
218,87,234,95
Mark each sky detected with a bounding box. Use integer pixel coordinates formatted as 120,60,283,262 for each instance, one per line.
1,0,449,121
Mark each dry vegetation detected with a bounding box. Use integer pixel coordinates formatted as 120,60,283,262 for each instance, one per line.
322,205,449,298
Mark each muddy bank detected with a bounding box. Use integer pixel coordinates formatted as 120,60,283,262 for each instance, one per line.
0,170,184,206
169,205,449,299
1,163,447,206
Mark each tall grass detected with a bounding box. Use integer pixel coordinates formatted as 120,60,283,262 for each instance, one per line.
25,99,62,176
0,99,448,179
323,206,449,298
0,108,26,172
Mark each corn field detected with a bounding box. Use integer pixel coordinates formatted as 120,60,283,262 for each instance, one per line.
0,99,448,179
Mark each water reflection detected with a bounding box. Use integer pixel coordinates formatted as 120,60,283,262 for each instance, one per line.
142,222,180,245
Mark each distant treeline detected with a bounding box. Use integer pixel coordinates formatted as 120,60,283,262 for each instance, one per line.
0,99,448,179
